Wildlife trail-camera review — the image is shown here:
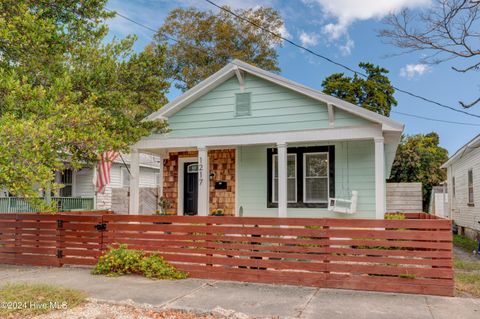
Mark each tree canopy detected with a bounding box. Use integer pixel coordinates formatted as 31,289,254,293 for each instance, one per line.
0,1,169,210
155,6,284,91
322,63,397,117
388,133,449,210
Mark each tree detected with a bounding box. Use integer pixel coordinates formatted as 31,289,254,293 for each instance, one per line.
322,63,397,116
388,133,449,211
0,1,169,210
380,0,480,108
155,7,284,91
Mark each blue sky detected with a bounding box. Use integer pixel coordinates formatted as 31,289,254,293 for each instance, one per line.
106,0,480,154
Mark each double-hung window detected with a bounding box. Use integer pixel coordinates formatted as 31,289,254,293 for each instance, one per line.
303,153,329,203
267,146,334,208
272,154,297,203
468,169,474,205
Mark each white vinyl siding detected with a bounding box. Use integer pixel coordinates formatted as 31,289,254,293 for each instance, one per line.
272,154,297,203
446,145,480,232
303,153,329,203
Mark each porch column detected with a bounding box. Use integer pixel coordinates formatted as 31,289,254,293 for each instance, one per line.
158,154,164,197
277,142,288,218
374,137,385,219
129,148,140,215
197,146,209,216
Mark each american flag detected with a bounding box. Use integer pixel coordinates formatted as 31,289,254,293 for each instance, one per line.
95,151,119,193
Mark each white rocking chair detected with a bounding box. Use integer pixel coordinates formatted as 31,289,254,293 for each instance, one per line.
328,191,358,214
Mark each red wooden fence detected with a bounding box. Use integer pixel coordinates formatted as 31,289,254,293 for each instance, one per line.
0,213,453,296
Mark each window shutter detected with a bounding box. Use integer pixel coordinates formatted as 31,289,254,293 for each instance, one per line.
235,93,251,116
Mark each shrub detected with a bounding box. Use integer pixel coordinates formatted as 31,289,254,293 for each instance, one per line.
385,213,406,220
93,245,187,280
139,254,188,279
92,245,143,276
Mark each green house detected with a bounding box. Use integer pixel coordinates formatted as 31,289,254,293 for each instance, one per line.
129,60,404,219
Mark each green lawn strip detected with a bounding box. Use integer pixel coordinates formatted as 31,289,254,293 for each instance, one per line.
453,234,478,253
0,283,86,317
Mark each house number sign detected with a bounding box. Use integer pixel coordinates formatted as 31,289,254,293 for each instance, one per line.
198,156,204,185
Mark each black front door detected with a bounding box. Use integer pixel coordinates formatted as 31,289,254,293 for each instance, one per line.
183,162,198,215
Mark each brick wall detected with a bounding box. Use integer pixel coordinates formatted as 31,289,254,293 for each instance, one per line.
162,149,236,215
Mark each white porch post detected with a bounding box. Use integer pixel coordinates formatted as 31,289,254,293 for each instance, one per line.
277,142,288,218
129,148,140,215
197,146,209,216
158,154,164,197
374,137,385,219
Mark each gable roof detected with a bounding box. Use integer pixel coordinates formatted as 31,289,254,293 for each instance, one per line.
441,133,480,168
147,59,404,132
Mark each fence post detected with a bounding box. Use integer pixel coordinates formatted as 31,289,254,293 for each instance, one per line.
323,225,330,278
56,217,64,267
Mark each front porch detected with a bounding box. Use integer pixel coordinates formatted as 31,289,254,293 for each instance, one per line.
129,126,391,219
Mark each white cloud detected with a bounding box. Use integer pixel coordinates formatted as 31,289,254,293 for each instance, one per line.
276,24,292,39
299,31,319,47
310,0,431,39
339,37,354,56
400,63,430,78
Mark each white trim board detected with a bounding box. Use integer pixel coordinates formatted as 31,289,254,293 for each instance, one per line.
146,59,404,133
177,157,198,215
135,125,383,150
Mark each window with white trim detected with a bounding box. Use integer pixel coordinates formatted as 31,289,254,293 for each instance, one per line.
468,169,474,205
303,153,329,203
272,154,297,203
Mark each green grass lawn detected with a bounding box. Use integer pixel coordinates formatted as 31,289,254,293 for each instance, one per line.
453,234,480,298
453,234,478,253
0,283,86,317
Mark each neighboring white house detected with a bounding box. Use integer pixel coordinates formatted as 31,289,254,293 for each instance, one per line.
442,133,480,239
0,153,161,213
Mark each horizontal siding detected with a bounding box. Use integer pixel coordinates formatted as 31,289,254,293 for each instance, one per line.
72,165,160,196
447,147,480,231
166,75,372,137
74,168,95,197
237,140,376,218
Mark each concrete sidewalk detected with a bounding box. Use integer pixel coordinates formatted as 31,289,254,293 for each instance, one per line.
0,265,479,319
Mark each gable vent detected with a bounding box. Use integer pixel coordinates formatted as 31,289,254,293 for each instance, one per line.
235,93,251,116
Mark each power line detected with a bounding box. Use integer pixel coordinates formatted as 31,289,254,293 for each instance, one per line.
204,0,480,120
392,111,480,126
